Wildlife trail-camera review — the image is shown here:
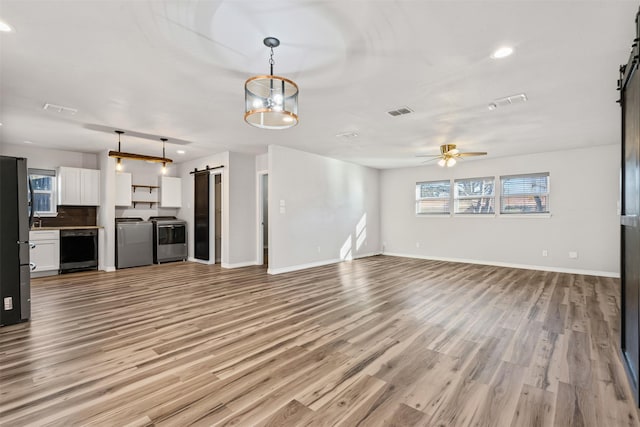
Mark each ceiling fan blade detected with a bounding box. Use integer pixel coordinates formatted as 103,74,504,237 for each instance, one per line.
421,157,440,164
415,154,443,158
457,152,487,157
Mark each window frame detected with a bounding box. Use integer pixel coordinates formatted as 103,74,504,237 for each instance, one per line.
28,168,58,217
453,176,496,215
499,172,550,215
415,179,452,216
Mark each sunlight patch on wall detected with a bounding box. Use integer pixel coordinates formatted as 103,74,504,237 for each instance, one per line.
340,235,353,260
356,213,367,251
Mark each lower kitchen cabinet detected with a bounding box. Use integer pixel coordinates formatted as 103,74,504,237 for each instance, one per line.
29,230,60,277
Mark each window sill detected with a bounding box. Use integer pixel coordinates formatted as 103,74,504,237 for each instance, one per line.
34,212,58,218
498,213,552,219
454,213,496,218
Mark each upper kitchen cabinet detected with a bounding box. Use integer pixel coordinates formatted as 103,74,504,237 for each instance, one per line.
159,176,182,208
115,172,132,206
57,167,100,206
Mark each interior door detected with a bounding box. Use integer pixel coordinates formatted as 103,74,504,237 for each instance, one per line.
194,172,210,261
621,30,640,405
215,174,221,263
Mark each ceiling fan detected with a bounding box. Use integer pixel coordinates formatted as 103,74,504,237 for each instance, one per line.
416,144,487,167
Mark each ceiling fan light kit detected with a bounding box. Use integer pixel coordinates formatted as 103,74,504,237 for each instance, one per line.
417,143,487,167
244,37,299,130
108,130,173,172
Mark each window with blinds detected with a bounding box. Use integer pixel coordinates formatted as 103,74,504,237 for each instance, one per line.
28,168,57,216
454,177,495,214
415,180,450,214
500,173,549,214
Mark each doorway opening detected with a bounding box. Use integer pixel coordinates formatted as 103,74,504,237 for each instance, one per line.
257,172,268,266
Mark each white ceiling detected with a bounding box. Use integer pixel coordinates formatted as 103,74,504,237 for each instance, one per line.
0,1,637,169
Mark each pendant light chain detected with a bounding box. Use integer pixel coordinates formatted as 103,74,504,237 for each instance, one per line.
269,46,275,75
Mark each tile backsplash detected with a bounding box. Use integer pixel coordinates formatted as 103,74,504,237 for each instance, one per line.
38,206,97,227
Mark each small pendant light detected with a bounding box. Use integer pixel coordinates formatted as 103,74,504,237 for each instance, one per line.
115,130,124,171
161,138,168,175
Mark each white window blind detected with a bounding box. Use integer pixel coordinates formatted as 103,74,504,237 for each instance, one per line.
454,177,495,214
415,180,450,214
500,173,549,214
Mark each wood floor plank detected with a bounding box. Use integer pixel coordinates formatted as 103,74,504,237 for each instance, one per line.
510,384,555,427
0,256,637,426
256,399,314,427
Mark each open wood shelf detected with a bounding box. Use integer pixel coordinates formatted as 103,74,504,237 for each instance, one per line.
131,200,157,208
132,185,159,193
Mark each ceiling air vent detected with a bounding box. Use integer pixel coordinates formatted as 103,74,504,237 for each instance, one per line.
42,103,78,115
488,93,527,110
387,106,414,117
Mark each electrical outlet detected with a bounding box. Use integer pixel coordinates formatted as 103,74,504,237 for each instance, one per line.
416,242,420,248
569,251,578,259
3,297,13,310
317,246,321,253
279,206,286,214
542,250,548,257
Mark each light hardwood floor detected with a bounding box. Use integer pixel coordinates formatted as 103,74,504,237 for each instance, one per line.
0,255,638,426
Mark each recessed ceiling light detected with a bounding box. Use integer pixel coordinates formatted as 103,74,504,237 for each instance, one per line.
491,46,513,59
23,140,33,144
176,150,185,155
0,21,13,32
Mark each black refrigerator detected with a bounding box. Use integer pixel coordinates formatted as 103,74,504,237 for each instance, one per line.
0,155,31,326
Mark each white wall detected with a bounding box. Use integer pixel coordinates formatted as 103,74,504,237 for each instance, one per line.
268,145,381,274
256,153,268,172
98,151,116,271
0,143,97,169
381,144,620,276
227,152,257,267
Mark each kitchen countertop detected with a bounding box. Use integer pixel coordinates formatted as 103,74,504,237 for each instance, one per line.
30,226,103,230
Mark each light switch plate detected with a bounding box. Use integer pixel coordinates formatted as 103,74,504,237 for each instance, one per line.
4,297,13,310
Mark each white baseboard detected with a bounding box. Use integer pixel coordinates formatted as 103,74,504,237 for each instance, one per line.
31,270,59,278
103,266,116,273
188,257,215,265
222,261,258,269
382,252,619,278
355,251,382,259
267,252,382,275
268,258,342,275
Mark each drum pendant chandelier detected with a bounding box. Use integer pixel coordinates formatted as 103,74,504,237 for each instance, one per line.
244,37,299,130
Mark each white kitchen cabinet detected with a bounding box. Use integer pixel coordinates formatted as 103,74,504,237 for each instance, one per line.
159,176,182,208
115,172,132,206
80,168,100,205
29,230,59,277
57,166,100,206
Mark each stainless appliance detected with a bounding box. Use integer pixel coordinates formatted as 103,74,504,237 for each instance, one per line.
59,229,98,273
149,216,187,264
116,217,153,269
0,156,31,326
